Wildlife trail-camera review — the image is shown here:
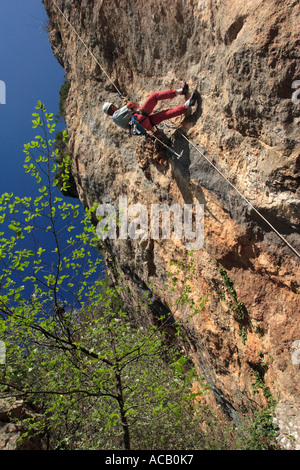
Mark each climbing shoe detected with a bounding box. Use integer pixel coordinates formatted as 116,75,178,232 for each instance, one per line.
181,81,189,95
188,90,197,106
185,90,198,108
176,81,189,96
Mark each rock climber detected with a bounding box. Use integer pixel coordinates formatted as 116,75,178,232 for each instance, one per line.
102,83,197,133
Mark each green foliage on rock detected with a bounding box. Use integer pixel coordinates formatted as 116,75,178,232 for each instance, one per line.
53,130,78,199
58,79,71,120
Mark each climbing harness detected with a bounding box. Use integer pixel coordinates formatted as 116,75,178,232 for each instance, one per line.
50,0,300,260
129,109,152,134
129,116,147,136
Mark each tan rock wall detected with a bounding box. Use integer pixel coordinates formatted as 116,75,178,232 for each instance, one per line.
43,0,299,447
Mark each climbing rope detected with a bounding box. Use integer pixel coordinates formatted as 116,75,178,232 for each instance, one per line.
50,0,300,260
171,123,300,260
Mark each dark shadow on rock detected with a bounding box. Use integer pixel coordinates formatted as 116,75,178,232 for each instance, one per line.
169,130,194,204
171,130,191,178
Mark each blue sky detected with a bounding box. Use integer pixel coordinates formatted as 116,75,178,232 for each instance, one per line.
0,0,65,194
0,1,102,304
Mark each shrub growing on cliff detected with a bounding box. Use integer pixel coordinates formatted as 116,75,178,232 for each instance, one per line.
53,130,78,198
53,77,78,199
57,78,70,120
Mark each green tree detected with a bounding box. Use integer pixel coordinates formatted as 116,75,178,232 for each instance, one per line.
0,102,281,450
0,102,204,450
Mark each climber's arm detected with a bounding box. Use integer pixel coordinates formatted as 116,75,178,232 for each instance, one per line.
127,101,139,111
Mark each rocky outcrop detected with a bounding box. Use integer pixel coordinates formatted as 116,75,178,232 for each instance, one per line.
0,398,46,450
43,0,300,448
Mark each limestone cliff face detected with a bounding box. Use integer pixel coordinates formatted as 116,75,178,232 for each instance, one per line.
43,0,300,447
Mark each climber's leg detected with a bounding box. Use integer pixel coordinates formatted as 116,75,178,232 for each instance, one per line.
135,87,195,131
148,103,186,127
138,89,178,115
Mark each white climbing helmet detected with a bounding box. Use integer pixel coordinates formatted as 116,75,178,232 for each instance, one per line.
103,102,113,114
